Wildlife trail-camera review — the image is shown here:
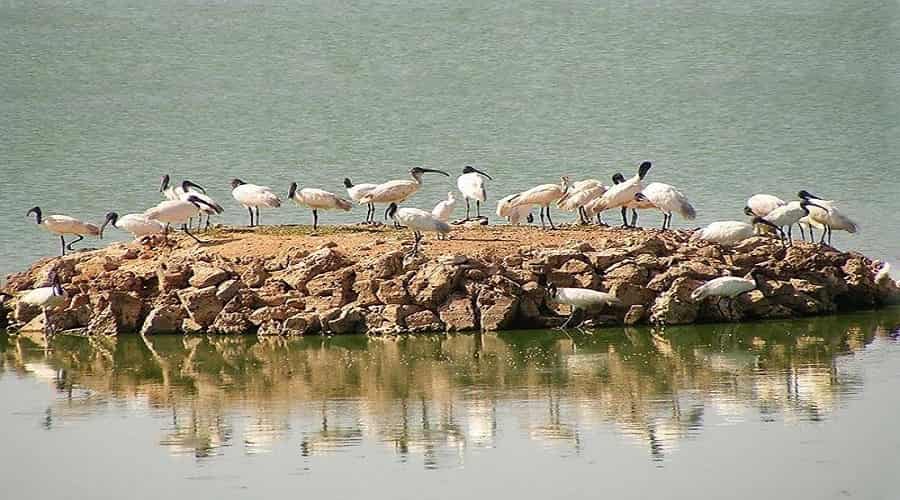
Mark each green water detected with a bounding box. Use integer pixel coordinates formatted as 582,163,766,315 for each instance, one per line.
2,310,900,499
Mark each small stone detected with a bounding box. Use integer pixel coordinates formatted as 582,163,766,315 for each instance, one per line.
140,305,185,335
189,265,229,288
177,286,224,327
376,279,411,305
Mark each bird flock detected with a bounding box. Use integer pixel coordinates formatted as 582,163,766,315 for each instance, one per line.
23,162,863,328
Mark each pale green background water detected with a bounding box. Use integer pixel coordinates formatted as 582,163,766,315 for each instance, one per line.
1,0,898,275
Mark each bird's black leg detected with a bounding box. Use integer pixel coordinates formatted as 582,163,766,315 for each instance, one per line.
788,225,793,242
631,209,639,228
255,207,261,227
715,298,728,320
546,206,556,229
465,199,471,221
621,207,628,227
799,224,806,242
59,235,66,256
476,200,481,218
596,213,604,226
367,203,374,224
183,225,206,244
66,234,84,251
539,206,546,229
827,226,833,246
661,215,667,230
808,226,815,243
247,207,254,227
312,209,319,231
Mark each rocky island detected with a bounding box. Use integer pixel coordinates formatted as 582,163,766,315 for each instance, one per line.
2,225,898,336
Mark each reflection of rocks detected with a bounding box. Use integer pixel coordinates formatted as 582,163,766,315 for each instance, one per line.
2,230,896,335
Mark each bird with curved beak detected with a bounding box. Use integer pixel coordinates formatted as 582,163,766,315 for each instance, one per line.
546,283,622,329
385,202,451,256
358,167,451,228
288,181,352,230
27,206,101,256
754,199,829,246
457,165,493,221
100,212,165,241
797,190,859,246
144,195,221,243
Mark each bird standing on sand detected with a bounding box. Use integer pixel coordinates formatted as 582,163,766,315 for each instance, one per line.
634,182,696,230
557,179,608,225
508,176,570,230
27,207,100,256
386,203,451,256
100,212,166,240
288,182,352,231
546,283,622,329
456,166,492,220
344,178,378,224
145,195,221,243
590,161,652,227
359,167,451,226
231,179,282,227
691,271,763,320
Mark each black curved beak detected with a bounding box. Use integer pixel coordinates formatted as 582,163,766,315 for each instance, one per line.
183,180,207,194
473,168,492,180
422,168,450,177
806,202,828,212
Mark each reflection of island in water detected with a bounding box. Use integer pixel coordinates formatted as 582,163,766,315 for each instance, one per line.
2,310,899,467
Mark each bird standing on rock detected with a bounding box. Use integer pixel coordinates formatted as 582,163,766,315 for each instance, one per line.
27,207,101,256
288,182,352,231
145,195,222,243
691,270,763,320
590,161,652,227
546,283,622,329
798,190,859,246
691,221,756,246
634,182,696,230
457,165,492,220
100,212,166,240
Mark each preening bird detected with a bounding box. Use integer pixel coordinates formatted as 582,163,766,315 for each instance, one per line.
344,178,378,224
590,161,652,227
690,221,756,246
288,182,352,230
173,180,224,230
691,271,763,319
546,283,622,329
497,194,534,225
359,167,451,224
100,212,166,240
557,179,608,225
456,165,492,220
634,182,696,229
432,192,457,222
145,195,221,243
507,176,570,229
744,194,785,218
798,190,859,246
385,203,451,256
27,207,101,256
231,179,281,227
160,175,206,201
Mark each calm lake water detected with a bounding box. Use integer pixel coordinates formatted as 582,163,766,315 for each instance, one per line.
2,310,900,499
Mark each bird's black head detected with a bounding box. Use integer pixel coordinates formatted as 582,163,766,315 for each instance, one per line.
751,216,778,230
612,173,626,185
27,206,42,225
800,200,827,214
462,165,493,180
545,282,558,299
526,212,534,224
343,178,353,188
186,195,215,212
798,190,821,200
635,192,648,202
288,182,298,199
182,180,206,194
638,161,652,179
159,174,170,192
230,178,245,189
99,211,119,239
743,206,756,217
385,202,399,220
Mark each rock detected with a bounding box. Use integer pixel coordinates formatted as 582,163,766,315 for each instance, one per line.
306,268,355,305
353,279,381,307
14,300,42,324
157,264,190,292
277,247,351,292
209,312,251,335
87,291,143,335
650,277,702,325
604,263,649,285
188,265,229,288
381,304,423,326
75,255,120,279
181,318,204,334
240,263,268,288
624,304,646,325
322,305,365,334
376,279,411,305
439,294,476,332
140,305,185,335
607,282,657,309
283,313,320,335
404,310,443,332
408,263,462,308
559,259,592,274
249,305,301,326
216,279,243,303
177,286,223,327
477,288,518,331
257,320,283,336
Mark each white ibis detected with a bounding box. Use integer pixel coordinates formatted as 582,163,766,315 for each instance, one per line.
385,203,451,256
344,178,378,224
507,176,570,229
634,182,696,229
557,179,608,225
691,271,763,319
690,221,756,246
231,179,282,227
359,167,451,225
18,274,68,329
497,194,534,225
456,165,492,220
744,194,785,217
159,175,205,201
755,199,828,245
145,195,220,243
27,207,101,256
174,180,224,230
798,190,859,245
288,182,352,230
432,192,457,222
546,283,622,329
590,161,652,227
100,212,166,240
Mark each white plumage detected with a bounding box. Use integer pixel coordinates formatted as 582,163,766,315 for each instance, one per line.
875,263,892,286
798,191,859,245
756,199,827,244
19,284,67,310
744,194,785,217
231,178,282,227
432,192,457,222
635,182,696,229
589,161,652,227
27,207,100,256
288,182,352,230
145,195,218,243
358,167,450,207
547,284,622,328
508,176,570,229
344,177,379,224
691,221,755,246
456,166,492,220
100,212,166,239
497,194,533,225
691,273,760,319
386,203,451,255
557,179,608,224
